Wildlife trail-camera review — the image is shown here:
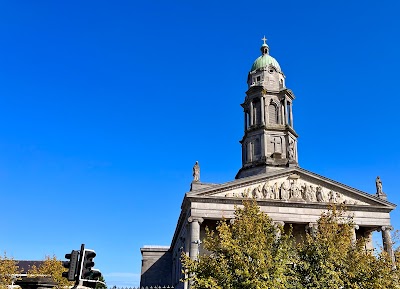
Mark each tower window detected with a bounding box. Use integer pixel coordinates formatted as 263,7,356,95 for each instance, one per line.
253,100,261,125
256,76,261,82
268,103,278,124
287,101,292,126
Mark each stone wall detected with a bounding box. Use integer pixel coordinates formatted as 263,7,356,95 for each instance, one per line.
140,247,172,288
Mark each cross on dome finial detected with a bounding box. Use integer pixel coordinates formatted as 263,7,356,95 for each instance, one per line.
260,35,269,55
262,36,267,45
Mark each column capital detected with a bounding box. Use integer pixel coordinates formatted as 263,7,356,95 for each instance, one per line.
188,216,204,224
307,222,317,228
306,222,318,230
381,225,393,232
306,222,318,237
273,221,285,227
273,221,284,239
353,224,359,230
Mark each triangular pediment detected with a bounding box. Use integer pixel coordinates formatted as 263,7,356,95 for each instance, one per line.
188,167,395,209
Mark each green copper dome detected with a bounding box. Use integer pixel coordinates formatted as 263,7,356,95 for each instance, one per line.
250,54,281,72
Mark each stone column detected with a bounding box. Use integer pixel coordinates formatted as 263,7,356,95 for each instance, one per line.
260,97,265,125
282,98,287,125
306,222,318,238
381,226,395,265
289,101,293,126
364,230,373,251
183,224,190,289
351,225,359,245
249,101,254,126
273,221,285,240
244,111,247,130
188,217,203,260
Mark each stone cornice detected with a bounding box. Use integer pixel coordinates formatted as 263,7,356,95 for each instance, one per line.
187,195,394,213
240,125,298,142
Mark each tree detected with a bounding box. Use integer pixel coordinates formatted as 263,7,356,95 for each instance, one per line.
295,205,398,289
0,252,21,289
183,202,400,289
182,200,297,289
28,255,73,288
96,275,107,289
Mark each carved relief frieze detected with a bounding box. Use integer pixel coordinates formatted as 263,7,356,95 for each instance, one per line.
221,175,368,205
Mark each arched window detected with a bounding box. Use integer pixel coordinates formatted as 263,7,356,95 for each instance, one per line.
268,103,278,124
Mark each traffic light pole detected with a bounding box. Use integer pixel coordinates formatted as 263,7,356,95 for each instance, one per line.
75,244,86,286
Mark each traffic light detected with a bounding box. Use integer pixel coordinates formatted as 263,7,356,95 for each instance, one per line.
62,250,79,281
80,249,102,281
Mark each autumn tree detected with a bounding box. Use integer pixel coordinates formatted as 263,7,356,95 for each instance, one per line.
183,202,400,289
0,252,21,289
295,206,399,289
182,200,297,289
28,255,73,288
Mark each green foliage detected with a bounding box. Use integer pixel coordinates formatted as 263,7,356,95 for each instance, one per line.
0,252,21,289
28,255,74,289
182,202,400,289
295,206,397,289
96,275,107,289
182,200,297,289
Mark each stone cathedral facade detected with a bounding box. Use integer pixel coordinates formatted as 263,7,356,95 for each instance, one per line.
140,39,396,288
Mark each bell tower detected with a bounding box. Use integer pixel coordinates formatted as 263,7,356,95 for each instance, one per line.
236,37,299,179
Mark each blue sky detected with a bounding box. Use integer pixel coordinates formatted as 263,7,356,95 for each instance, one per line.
0,0,399,287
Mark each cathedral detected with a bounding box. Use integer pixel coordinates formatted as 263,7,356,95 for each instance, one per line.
139,38,396,288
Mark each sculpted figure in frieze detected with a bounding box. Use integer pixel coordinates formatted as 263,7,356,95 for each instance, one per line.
245,187,252,198
280,181,290,200
253,184,263,199
329,190,338,203
316,185,325,202
272,182,279,199
303,183,316,202
290,180,302,199
310,185,317,201
240,188,246,198
336,192,343,204
267,182,275,199
262,182,270,198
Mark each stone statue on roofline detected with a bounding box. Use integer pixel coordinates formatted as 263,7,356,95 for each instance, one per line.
376,176,387,199
193,161,200,182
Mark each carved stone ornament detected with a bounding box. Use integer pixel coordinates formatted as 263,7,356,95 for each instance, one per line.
223,176,368,205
